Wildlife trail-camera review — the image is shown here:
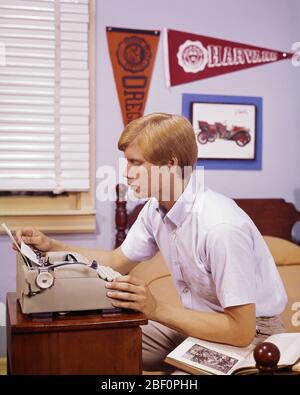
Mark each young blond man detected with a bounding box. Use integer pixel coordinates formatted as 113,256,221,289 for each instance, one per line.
16,113,287,373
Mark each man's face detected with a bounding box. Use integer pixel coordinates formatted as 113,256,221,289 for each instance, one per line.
123,139,182,201
123,140,157,199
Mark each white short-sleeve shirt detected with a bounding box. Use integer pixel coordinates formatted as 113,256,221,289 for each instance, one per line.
121,172,287,317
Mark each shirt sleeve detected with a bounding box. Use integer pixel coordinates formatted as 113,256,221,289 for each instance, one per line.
205,223,257,309
121,201,158,262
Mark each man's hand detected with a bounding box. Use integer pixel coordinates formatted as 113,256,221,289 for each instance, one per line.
14,227,53,252
105,275,157,318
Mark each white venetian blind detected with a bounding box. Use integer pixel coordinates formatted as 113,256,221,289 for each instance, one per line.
0,0,90,192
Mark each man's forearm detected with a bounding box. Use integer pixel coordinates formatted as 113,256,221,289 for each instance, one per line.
49,238,136,274
152,302,256,347
49,238,115,267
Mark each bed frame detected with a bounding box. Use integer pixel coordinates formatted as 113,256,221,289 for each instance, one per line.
115,184,300,248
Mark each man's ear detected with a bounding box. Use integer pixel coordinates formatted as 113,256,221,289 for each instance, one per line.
167,157,178,168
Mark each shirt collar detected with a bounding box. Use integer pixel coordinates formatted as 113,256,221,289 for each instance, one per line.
155,170,203,228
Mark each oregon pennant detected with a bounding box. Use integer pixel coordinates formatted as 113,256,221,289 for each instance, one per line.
106,27,160,126
164,29,293,87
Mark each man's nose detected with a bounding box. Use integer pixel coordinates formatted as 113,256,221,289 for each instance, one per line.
123,163,133,179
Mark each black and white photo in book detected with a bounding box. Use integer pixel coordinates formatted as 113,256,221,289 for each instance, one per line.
183,343,239,374
165,333,300,375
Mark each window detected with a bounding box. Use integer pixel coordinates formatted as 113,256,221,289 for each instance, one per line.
0,0,96,233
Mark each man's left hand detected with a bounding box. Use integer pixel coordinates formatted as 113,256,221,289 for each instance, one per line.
105,275,157,318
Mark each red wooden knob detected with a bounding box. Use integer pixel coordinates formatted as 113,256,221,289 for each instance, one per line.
253,342,280,373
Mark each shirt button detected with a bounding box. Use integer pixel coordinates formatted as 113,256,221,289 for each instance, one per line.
183,287,189,294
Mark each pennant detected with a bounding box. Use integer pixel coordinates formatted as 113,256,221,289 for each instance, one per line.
106,27,160,126
164,29,293,87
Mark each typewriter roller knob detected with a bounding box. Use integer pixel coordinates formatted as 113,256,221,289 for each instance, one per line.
36,271,54,289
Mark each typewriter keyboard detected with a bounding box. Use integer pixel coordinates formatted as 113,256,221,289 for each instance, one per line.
97,265,121,282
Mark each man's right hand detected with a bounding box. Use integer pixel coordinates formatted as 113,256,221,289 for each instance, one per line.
15,227,53,252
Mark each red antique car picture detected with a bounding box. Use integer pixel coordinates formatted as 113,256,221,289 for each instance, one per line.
197,121,251,147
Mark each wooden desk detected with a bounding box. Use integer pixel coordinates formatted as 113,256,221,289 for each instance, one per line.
6,292,147,375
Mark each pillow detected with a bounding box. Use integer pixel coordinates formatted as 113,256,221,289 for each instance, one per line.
263,236,300,266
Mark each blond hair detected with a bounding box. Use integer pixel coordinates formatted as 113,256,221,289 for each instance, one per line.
118,113,198,169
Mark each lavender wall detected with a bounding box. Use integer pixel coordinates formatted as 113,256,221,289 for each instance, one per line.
0,0,299,356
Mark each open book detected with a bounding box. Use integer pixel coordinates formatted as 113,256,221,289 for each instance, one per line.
165,333,300,375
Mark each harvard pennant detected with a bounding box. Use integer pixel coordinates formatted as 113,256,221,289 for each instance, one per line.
106,27,160,126
164,29,293,86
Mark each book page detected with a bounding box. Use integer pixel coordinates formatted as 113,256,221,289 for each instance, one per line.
292,359,300,372
233,332,300,372
268,333,300,364
166,337,253,375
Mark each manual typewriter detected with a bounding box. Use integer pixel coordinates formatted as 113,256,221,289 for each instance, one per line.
16,249,122,315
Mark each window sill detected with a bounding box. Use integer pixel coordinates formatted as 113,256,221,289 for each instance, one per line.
0,210,96,234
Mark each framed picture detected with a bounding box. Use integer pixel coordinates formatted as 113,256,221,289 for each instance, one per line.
182,94,262,170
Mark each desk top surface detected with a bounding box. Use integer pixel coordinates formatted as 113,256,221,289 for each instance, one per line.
7,292,148,333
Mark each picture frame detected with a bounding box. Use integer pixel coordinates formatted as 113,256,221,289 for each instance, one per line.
182,94,262,170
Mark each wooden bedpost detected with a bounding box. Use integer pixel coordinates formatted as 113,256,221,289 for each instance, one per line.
115,184,128,248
